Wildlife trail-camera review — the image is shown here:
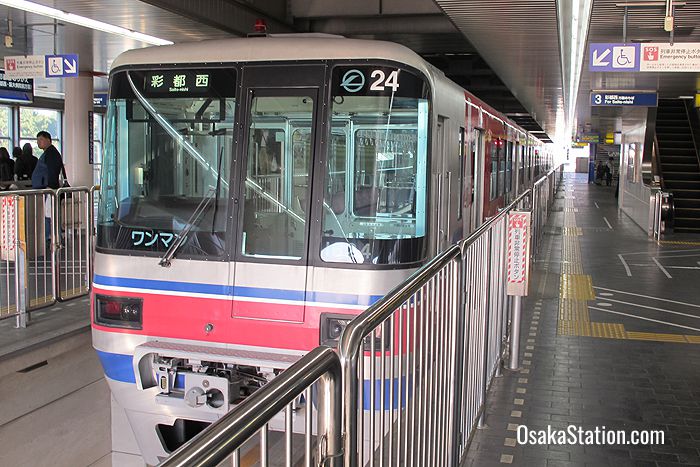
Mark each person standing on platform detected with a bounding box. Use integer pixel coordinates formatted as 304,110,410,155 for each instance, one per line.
32,131,65,252
15,143,37,180
605,156,614,186
0,147,14,182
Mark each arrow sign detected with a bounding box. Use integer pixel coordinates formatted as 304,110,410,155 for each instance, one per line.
592,49,610,66
44,54,79,78
589,43,640,72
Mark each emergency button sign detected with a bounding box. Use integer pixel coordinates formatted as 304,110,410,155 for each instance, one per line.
507,211,531,296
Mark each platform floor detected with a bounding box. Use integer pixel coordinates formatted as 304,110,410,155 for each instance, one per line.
465,173,700,467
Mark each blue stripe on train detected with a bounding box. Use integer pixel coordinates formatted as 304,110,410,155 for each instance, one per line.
363,377,411,410
93,274,382,306
96,349,408,408
96,350,136,384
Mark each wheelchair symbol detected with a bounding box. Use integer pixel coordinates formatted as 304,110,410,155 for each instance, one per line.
612,46,636,69
617,51,631,66
47,56,63,76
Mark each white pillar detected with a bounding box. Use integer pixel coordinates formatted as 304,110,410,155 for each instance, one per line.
63,26,94,188
63,75,93,188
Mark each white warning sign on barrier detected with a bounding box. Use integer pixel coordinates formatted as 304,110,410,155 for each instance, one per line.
507,211,531,296
1,197,16,261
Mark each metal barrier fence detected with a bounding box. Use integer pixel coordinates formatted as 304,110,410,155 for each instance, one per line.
158,166,563,467
339,166,562,466
0,186,97,326
159,346,342,467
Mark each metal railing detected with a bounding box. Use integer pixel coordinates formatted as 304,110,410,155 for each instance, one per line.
652,190,673,240
159,346,342,467
339,165,562,466
0,186,98,326
157,165,562,467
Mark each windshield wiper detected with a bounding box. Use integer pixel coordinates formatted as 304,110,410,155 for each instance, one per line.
159,188,216,267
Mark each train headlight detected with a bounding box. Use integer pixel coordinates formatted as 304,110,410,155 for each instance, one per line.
95,295,143,329
320,313,354,347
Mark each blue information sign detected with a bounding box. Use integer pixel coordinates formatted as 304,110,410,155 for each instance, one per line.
0,70,32,103
589,43,640,72
44,54,79,78
93,92,108,107
591,92,658,107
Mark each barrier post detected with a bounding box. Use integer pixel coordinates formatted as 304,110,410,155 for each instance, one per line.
508,296,522,370
13,195,28,328
505,210,532,370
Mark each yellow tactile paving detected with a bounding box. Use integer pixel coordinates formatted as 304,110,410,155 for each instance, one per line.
563,227,583,236
626,331,688,343
562,238,582,263
558,320,591,336
558,298,590,322
561,261,584,275
590,322,626,339
560,274,595,300
658,240,700,246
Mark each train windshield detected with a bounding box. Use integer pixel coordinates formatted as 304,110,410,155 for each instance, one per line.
321,66,429,265
98,69,236,256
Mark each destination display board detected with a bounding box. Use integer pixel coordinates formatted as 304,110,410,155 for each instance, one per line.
590,92,658,107
0,70,32,103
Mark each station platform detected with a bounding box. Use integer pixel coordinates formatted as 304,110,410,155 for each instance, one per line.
0,298,113,467
465,173,700,466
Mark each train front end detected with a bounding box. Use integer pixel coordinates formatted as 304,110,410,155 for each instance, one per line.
91,38,433,464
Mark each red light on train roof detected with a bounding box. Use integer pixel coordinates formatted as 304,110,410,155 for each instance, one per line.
254,19,267,33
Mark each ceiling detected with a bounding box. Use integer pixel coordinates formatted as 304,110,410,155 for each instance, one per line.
2,0,698,146
579,0,700,136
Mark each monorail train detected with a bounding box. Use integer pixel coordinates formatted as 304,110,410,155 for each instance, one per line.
91,35,551,463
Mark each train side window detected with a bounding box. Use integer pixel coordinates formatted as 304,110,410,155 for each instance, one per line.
489,140,498,200
505,140,512,194
498,139,505,197
458,127,465,220
241,96,313,260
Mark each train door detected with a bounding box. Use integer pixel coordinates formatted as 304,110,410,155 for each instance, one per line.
231,65,324,323
471,128,485,229
435,117,450,253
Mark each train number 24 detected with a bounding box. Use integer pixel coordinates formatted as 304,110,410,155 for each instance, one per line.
370,70,400,91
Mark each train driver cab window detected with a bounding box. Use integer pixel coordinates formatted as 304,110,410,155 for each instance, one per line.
241,96,313,259
98,69,236,258
321,65,429,265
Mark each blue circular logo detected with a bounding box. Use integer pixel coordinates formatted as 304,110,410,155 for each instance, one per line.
340,69,365,93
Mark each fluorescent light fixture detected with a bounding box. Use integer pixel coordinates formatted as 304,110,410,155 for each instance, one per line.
0,0,173,46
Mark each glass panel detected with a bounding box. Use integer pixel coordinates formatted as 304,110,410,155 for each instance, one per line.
98,69,236,256
322,65,429,265
490,140,498,200
241,96,313,260
20,107,61,153
457,127,464,219
505,141,512,194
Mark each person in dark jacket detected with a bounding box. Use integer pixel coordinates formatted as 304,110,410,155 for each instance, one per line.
0,146,14,182
32,131,65,252
33,131,64,189
14,145,36,180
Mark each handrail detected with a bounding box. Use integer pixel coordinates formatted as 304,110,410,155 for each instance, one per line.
338,166,562,466
0,185,97,324
159,346,343,467
338,185,532,368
